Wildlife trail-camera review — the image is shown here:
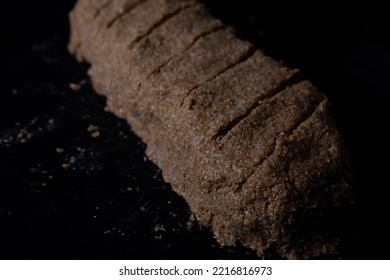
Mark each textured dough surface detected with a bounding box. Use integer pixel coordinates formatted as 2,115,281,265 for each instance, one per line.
69,0,353,259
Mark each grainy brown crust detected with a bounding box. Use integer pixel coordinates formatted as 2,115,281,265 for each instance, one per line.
69,0,353,259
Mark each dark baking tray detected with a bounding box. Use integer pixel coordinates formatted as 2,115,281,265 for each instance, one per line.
1,0,389,259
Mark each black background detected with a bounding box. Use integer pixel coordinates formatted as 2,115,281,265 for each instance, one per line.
0,0,389,259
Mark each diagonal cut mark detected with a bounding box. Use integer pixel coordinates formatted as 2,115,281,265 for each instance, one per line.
287,98,327,139
128,3,198,49
146,24,227,79
235,97,326,190
177,24,227,60
179,45,258,107
94,0,115,19
106,0,148,28
212,72,303,140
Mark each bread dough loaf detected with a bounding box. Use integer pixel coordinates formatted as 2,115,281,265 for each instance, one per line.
69,0,353,259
